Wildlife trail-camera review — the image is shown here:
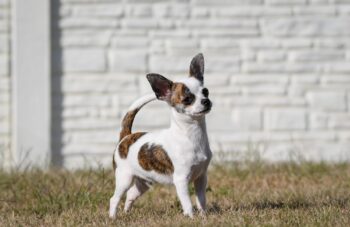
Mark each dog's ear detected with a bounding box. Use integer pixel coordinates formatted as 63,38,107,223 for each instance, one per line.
146,73,173,101
189,53,204,84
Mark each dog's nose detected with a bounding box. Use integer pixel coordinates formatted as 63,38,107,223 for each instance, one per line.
201,99,211,107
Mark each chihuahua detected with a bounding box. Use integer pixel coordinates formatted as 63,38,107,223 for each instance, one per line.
109,53,212,219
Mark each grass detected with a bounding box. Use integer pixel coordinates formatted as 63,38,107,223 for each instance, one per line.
1,162,350,226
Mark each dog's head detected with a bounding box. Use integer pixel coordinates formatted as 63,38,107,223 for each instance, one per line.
147,53,212,118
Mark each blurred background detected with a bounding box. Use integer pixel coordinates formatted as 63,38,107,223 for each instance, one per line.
1,0,350,169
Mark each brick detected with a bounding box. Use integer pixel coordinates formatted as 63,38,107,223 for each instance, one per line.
63,153,112,170
165,39,199,52
111,37,149,48
213,7,291,17
134,107,170,128
293,6,336,15
289,50,344,62
110,50,147,72
125,5,152,17
122,19,158,29
265,108,306,131
72,4,124,17
322,75,350,84
329,114,350,129
291,75,319,84
325,63,350,73
232,75,289,84
193,0,262,5
69,131,117,143
55,75,138,93
61,31,112,47
307,91,347,111
313,39,347,48
183,19,257,29
149,30,191,38
210,86,241,96
258,51,286,62
207,108,235,131
310,0,328,3
192,8,210,18
266,0,306,5
63,48,106,72
153,3,190,18
241,39,280,49
205,74,231,87
232,108,262,131
150,55,191,73
194,28,259,38
205,56,240,73
310,112,328,129
242,84,286,95
62,118,118,130
281,39,312,49
242,63,319,73
60,94,111,108
201,38,239,50
262,19,350,37
60,18,119,28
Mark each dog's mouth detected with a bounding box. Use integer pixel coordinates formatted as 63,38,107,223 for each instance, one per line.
196,106,212,115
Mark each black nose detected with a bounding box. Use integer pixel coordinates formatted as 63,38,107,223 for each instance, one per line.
201,99,211,107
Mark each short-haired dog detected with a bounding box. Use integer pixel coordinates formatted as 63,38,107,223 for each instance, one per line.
109,53,212,219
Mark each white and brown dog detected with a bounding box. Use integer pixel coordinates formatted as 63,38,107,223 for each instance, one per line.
109,53,212,219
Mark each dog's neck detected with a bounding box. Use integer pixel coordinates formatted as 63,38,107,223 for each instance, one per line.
170,109,208,144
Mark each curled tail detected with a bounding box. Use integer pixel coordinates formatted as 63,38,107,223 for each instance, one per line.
119,94,156,142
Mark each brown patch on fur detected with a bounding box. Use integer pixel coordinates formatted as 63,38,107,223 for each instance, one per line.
170,83,186,105
138,143,174,175
170,83,195,107
119,132,146,159
119,109,138,142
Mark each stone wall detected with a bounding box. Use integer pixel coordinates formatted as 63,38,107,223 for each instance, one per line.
52,0,350,169
0,0,10,167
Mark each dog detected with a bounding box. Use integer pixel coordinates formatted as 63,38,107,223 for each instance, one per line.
109,53,212,219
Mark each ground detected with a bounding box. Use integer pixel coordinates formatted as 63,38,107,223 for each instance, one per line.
1,161,350,226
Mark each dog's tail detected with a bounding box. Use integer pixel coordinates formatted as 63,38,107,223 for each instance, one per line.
119,93,156,142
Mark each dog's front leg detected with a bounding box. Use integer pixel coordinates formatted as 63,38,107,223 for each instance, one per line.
174,176,193,218
194,173,207,215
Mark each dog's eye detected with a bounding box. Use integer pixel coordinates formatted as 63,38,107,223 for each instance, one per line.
202,88,209,97
183,96,194,105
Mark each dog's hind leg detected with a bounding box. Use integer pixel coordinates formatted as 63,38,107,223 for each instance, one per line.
109,168,133,219
124,178,149,212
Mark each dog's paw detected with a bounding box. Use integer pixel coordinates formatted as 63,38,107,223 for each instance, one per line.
109,210,116,220
183,212,194,218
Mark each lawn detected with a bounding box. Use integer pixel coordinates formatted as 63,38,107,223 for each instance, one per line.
1,162,350,226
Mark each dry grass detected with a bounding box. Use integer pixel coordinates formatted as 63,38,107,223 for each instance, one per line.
1,162,350,226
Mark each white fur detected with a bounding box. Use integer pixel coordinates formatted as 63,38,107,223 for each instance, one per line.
109,71,212,219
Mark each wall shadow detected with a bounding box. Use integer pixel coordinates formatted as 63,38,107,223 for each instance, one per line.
50,0,63,167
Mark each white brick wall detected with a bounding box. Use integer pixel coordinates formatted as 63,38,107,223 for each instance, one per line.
50,0,350,168
0,0,10,167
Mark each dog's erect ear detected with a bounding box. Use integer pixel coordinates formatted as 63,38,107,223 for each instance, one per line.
146,73,173,101
189,53,204,84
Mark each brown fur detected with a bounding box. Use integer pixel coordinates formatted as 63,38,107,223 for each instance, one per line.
119,109,138,142
119,132,146,159
170,83,186,106
138,143,174,175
